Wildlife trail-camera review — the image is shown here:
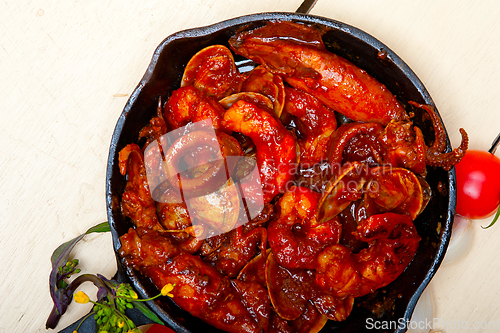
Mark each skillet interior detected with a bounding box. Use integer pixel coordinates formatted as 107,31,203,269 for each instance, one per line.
106,12,455,333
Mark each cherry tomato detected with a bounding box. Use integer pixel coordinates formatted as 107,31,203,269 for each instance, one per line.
145,324,176,333
455,149,500,220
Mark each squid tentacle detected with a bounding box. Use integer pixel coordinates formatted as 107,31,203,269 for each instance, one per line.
409,101,469,171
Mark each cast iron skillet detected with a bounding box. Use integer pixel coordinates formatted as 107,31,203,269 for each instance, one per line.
106,12,455,333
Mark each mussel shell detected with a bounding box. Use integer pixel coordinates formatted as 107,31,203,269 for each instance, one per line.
240,66,286,117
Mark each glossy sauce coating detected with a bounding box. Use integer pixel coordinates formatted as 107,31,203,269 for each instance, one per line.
121,228,269,333
268,186,341,270
181,45,244,100
229,21,408,125
117,20,469,333
164,85,226,131
222,99,296,204
281,86,337,165
119,144,164,231
315,213,420,298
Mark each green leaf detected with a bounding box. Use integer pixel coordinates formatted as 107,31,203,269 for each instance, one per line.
50,235,85,269
46,222,111,329
133,301,164,325
86,221,112,234
50,222,110,267
482,205,500,229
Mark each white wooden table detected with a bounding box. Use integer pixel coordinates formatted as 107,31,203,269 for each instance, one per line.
1,0,499,332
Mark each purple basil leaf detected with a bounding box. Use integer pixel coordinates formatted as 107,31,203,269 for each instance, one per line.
46,273,108,329
97,286,108,301
46,222,110,329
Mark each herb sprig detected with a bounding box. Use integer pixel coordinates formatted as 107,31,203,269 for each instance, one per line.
46,222,172,333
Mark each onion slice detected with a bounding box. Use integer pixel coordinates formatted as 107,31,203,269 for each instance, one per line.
408,285,434,333
441,215,474,266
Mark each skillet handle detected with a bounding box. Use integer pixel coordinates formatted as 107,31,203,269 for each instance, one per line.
296,0,318,14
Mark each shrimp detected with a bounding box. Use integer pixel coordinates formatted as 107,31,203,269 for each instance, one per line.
119,227,179,269
222,99,296,203
281,87,337,166
268,186,341,270
229,21,408,125
203,225,268,278
119,143,164,231
163,85,226,131
315,212,421,298
119,227,270,333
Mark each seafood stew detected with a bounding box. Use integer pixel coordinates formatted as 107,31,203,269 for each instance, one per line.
107,13,463,333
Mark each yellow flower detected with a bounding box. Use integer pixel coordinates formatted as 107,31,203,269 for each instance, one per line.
118,319,125,328
73,291,90,304
161,283,175,297
129,290,138,299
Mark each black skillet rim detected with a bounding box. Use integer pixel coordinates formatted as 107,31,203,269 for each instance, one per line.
106,11,455,333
